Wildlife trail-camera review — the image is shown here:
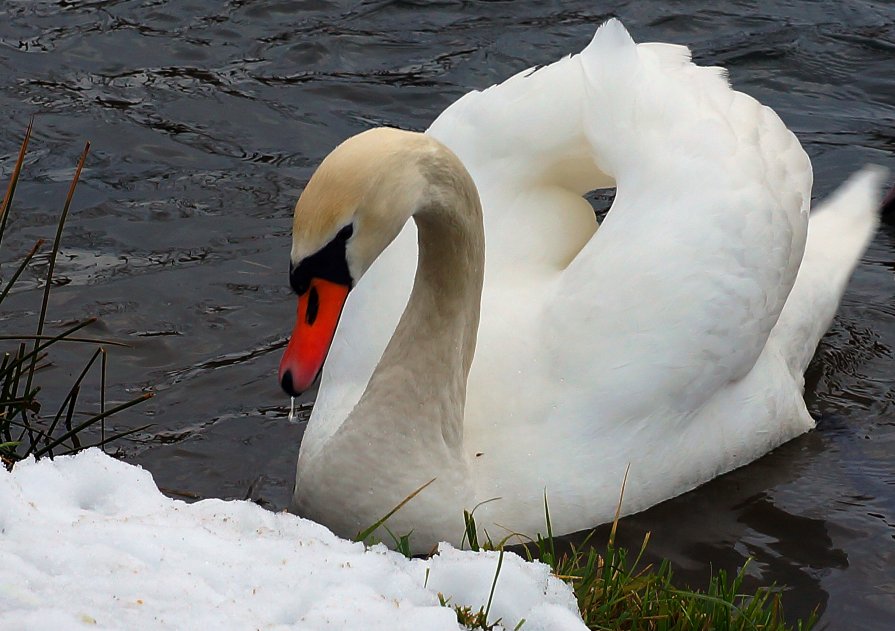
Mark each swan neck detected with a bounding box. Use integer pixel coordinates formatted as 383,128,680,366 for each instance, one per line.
355,153,484,453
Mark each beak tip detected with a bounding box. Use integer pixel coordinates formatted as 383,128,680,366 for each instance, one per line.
279,277,349,400
280,369,301,398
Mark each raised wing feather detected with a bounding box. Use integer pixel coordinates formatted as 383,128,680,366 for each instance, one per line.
543,20,813,420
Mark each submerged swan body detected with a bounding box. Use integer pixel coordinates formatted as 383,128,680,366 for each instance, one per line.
279,20,885,553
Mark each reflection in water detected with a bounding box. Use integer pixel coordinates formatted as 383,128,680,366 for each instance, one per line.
736,495,848,573
557,436,845,624
1,1,893,628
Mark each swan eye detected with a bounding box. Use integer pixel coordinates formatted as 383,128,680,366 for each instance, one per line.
290,223,354,295
336,224,353,241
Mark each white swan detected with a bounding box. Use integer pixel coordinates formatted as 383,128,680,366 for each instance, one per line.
278,20,886,553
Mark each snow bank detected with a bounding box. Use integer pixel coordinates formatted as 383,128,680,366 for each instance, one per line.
0,450,585,630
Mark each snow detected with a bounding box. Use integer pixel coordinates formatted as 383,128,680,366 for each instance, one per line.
0,450,586,630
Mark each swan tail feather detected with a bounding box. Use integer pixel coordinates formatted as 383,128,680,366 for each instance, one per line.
773,166,888,377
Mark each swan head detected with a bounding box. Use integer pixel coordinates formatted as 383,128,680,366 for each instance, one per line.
279,127,445,396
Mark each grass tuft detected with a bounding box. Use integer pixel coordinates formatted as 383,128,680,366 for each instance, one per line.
358,482,817,631
467,503,817,631
0,124,151,468
437,592,504,631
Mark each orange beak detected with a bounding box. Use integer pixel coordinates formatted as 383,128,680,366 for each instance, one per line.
279,278,350,396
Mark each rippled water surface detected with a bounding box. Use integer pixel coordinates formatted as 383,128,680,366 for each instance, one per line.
2,1,893,628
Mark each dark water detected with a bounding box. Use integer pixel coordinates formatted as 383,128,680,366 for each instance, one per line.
1,1,893,627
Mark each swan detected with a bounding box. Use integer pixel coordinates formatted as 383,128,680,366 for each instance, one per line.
278,20,886,553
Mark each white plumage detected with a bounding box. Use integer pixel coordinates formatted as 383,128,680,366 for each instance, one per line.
293,20,885,551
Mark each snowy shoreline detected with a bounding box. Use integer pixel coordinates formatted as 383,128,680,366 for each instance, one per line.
0,450,585,630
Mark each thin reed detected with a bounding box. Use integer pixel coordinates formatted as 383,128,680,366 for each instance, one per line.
0,124,151,468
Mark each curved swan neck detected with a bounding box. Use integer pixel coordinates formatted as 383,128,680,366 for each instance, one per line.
353,143,484,453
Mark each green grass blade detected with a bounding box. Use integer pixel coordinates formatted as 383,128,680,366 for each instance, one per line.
354,477,436,544
483,546,504,626
462,510,480,551
608,463,630,547
542,492,556,568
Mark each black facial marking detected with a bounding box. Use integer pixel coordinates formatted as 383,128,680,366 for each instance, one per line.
290,224,354,295
305,285,319,325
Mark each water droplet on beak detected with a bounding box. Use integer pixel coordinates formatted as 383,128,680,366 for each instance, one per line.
288,396,297,424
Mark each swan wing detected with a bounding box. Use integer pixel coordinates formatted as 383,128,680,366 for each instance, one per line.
541,21,813,421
